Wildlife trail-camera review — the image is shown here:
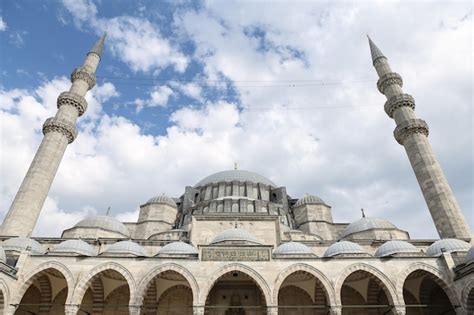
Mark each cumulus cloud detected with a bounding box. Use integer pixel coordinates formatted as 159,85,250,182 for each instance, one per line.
134,85,173,111
0,16,6,32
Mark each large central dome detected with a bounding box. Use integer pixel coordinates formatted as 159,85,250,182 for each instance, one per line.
194,170,277,187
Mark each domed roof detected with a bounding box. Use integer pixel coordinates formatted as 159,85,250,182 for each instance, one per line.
324,241,366,257
274,242,314,255
295,194,326,207
103,240,146,257
375,240,420,257
2,237,45,255
466,246,474,264
341,217,397,238
426,238,471,257
0,246,6,263
51,239,96,256
210,228,261,245
158,241,198,255
194,170,276,187
146,194,177,207
74,215,130,236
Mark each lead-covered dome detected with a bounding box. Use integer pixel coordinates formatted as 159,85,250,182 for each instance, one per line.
295,195,326,207
2,237,45,255
211,228,261,245
274,242,314,255
375,240,420,257
103,240,146,257
341,217,397,238
324,241,366,257
426,238,471,257
74,215,130,237
195,170,276,187
146,195,177,207
51,239,96,256
157,241,198,255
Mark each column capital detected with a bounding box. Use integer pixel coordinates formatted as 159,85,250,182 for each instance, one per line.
65,304,80,315
266,305,278,315
193,305,205,315
57,91,88,116
129,305,142,315
71,66,96,90
42,117,77,143
384,93,415,118
394,118,429,145
329,305,342,315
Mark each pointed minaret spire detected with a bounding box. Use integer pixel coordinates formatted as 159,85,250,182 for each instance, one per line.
367,35,386,65
89,32,107,60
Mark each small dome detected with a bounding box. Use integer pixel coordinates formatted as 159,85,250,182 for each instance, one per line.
51,239,96,256
2,237,45,255
426,238,471,257
146,195,177,207
0,246,6,263
103,240,146,257
341,217,397,238
74,215,130,236
274,242,313,255
324,241,366,257
195,170,276,187
295,195,326,207
158,241,198,255
210,228,261,245
466,246,474,264
375,240,420,257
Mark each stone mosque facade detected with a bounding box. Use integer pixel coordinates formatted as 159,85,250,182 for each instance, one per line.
0,35,473,315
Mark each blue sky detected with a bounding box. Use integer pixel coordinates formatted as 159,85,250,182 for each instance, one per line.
0,0,472,238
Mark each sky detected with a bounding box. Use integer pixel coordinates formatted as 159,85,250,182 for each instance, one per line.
0,0,472,238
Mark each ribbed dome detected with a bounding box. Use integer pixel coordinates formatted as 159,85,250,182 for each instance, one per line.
51,239,96,256
341,217,397,238
158,241,198,255
295,195,325,207
375,240,420,257
466,246,474,264
103,240,146,256
324,241,366,257
211,228,261,245
0,246,6,263
274,242,313,255
146,194,177,207
426,238,471,257
74,215,130,236
195,170,276,187
2,237,45,255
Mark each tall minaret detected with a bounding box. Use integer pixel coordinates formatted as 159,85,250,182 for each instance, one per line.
368,36,471,240
0,34,106,237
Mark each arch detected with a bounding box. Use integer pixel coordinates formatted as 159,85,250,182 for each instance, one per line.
199,263,271,306
462,280,474,313
135,263,199,305
70,262,136,305
0,278,9,314
395,262,460,307
272,263,336,306
335,263,398,306
12,261,74,305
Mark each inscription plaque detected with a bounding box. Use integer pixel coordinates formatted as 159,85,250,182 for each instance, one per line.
202,248,270,261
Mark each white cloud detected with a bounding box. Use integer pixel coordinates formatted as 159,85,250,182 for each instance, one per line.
134,85,173,111
0,16,7,32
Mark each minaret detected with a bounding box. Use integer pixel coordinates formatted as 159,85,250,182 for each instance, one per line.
368,36,471,240
0,34,106,237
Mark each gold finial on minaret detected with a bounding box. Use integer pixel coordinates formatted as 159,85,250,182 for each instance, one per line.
106,206,111,216
361,208,366,218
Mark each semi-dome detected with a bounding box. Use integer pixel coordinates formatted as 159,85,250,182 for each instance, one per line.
341,217,397,238
210,228,261,245
51,239,96,256
157,241,198,255
375,240,420,257
146,194,177,207
74,215,130,237
466,246,474,264
103,240,146,257
2,237,45,255
274,241,314,255
426,238,471,257
0,246,6,263
295,195,326,207
324,241,366,257
195,170,277,187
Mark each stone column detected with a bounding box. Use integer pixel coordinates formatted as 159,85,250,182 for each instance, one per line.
266,305,278,315
193,305,205,315
330,305,342,315
394,305,406,315
0,35,105,237
368,36,471,240
129,305,142,315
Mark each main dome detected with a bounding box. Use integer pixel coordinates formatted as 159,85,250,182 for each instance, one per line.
194,170,277,187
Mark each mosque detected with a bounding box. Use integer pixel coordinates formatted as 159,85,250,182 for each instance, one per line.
0,35,472,315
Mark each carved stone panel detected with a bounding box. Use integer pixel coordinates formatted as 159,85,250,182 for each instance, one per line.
202,247,271,261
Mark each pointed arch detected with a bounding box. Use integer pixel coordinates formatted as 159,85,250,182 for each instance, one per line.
334,263,398,306
70,262,136,305
0,278,9,315
134,263,199,305
463,280,474,313
199,263,271,306
272,263,336,306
